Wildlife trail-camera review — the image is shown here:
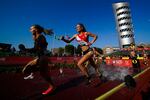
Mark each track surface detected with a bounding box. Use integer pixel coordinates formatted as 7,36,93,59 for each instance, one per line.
0,67,150,100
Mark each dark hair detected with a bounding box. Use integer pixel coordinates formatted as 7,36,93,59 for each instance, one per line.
31,24,54,35
77,23,87,32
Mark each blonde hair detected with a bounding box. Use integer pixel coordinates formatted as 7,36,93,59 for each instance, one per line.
32,24,54,35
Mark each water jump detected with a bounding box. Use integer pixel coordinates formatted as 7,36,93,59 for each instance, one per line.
20,23,149,99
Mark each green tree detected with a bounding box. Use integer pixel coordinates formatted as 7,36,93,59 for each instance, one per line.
65,44,75,56
58,47,64,56
76,45,82,55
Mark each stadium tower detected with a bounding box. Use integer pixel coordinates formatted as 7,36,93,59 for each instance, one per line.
113,2,135,48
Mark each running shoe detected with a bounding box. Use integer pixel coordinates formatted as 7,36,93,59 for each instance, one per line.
42,86,55,95
24,73,34,80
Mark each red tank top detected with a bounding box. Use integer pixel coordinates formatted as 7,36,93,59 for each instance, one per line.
76,32,89,45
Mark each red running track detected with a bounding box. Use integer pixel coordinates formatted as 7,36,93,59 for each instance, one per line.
0,67,150,100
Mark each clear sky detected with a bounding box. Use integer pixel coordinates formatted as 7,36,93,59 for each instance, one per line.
0,0,150,50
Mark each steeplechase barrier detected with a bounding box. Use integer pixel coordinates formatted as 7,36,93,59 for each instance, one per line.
95,66,150,100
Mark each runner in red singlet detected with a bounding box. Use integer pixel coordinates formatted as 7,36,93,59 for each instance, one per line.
60,23,102,85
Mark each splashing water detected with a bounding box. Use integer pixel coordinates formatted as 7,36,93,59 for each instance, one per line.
88,64,130,81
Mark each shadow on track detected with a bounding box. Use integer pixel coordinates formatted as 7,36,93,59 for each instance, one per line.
22,75,85,99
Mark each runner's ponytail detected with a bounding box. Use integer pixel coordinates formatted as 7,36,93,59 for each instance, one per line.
32,24,54,36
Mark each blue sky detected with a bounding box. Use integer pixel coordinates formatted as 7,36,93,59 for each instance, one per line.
0,0,150,50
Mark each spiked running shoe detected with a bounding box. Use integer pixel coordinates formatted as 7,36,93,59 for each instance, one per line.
24,73,34,80
42,86,55,95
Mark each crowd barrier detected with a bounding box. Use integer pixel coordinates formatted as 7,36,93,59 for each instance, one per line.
0,56,80,65
0,56,148,68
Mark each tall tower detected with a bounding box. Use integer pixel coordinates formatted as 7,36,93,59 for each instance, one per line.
112,2,135,48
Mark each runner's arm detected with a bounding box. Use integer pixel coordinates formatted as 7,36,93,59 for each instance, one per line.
60,34,76,43
87,32,98,45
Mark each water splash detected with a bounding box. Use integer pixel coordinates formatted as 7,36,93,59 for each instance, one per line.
88,64,130,81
